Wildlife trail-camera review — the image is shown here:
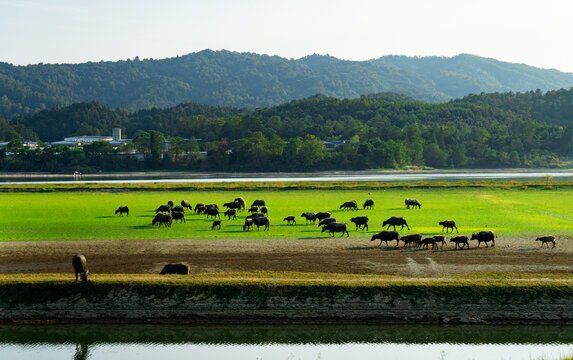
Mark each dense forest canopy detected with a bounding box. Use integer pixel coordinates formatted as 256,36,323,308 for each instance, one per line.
1,50,573,119
1,88,572,172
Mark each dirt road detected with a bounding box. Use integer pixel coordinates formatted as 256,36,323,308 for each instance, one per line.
0,236,571,277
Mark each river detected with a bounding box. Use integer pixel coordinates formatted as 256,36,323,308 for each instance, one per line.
1,324,572,360
0,170,572,184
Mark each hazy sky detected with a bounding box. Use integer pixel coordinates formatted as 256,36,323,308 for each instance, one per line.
1,0,572,72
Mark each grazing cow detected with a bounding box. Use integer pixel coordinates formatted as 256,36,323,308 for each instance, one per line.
363,199,374,209
195,205,206,215
433,235,447,248
248,212,266,219
205,203,219,210
115,206,129,216
252,216,270,231
243,218,253,231
315,212,331,221
224,208,237,220
283,216,296,225
536,235,556,248
160,263,190,275
318,217,337,227
156,204,171,213
171,211,186,223
234,197,246,211
321,222,349,237
152,213,172,227
382,216,410,231
471,230,496,247
339,200,358,210
181,200,191,210
401,233,422,248
194,203,205,213
167,200,174,208
205,207,220,219
301,212,317,224
350,216,369,230
405,199,422,209
248,206,259,213
172,205,185,213
224,201,242,210
450,235,470,249
370,231,400,247
72,254,89,283
251,199,266,207
439,220,458,233
260,206,269,215
420,237,438,250
212,220,222,230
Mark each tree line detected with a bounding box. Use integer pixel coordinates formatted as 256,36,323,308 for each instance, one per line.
0,89,572,172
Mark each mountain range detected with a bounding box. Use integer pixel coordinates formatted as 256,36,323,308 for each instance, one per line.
1,49,573,119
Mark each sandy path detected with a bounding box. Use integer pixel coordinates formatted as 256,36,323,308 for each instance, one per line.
0,237,571,277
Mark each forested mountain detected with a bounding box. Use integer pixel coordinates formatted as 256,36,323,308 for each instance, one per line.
3,89,572,172
1,50,573,119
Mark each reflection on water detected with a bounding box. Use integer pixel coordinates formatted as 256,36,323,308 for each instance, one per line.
0,325,572,360
0,171,572,184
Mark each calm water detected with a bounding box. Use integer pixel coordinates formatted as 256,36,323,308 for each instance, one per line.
0,170,572,184
1,325,572,360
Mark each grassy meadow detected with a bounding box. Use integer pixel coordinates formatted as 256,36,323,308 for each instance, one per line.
0,186,571,242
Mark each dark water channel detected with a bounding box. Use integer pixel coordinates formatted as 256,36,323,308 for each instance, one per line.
1,324,572,360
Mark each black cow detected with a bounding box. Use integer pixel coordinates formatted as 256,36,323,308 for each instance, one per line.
382,216,410,231
405,199,422,209
212,220,222,230
248,206,259,213
205,207,220,219
339,200,358,210
315,212,331,221
317,217,337,227
194,203,205,213
439,220,458,233
252,216,270,231
195,205,206,215
234,197,246,211
363,199,374,209
171,211,185,223
401,233,422,248
471,230,496,247
172,205,185,213
283,216,296,225
167,200,174,208
243,218,253,231
152,213,172,227
450,235,470,249
321,222,349,237
301,212,317,224
260,206,269,215
420,237,438,250
115,206,129,216
536,235,556,248
251,199,266,207
160,263,190,275
433,235,447,248
72,254,89,283
224,208,237,220
350,216,369,230
181,200,191,210
224,201,242,210
371,231,400,247
155,204,171,213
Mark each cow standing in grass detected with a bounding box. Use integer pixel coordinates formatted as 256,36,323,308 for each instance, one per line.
439,220,458,233
72,254,89,283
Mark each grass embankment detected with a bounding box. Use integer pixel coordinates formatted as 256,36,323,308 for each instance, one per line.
0,184,571,241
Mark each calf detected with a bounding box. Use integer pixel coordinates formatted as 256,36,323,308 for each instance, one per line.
439,220,458,233
260,206,269,215
321,222,349,237
350,216,369,230
449,235,470,249
283,216,296,225
433,235,447,248
160,263,190,275
420,237,438,250
212,220,221,230
224,208,237,220
371,231,400,247
301,212,317,224
194,203,205,213
536,235,556,248
72,254,89,283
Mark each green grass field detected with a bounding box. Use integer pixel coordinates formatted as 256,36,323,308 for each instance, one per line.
0,186,571,242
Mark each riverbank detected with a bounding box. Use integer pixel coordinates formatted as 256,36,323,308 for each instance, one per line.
1,274,572,325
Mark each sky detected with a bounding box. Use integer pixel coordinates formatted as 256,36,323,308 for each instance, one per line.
1,0,573,72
